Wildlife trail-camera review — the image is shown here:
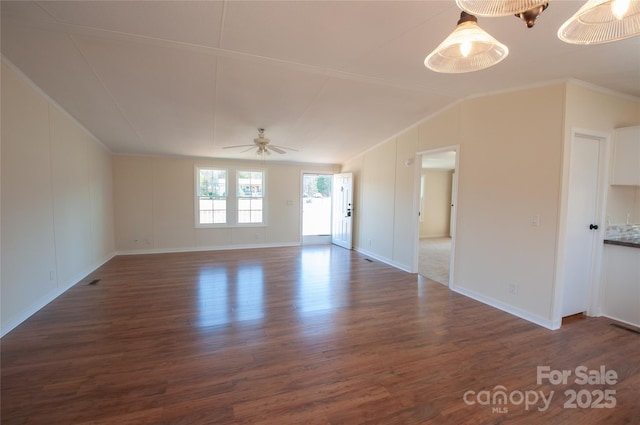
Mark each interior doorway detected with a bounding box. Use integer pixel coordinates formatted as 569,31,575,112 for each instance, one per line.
301,173,333,245
416,148,458,287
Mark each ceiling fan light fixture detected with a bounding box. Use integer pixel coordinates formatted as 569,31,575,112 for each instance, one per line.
558,0,640,44
515,3,549,28
455,0,549,17
456,0,549,28
425,12,509,73
222,128,297,157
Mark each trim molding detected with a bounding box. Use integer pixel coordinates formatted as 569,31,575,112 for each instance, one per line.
600,313,640,330
451,284,560,330
115,242,300,256
354,247,413,273
1,253,116,338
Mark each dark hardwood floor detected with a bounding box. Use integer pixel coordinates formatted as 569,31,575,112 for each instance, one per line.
2,245,639,424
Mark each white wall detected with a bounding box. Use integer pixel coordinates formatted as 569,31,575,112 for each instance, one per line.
1,62,115,336
341,132,418,271
392,127,418,271
346,81,639,329
446,85,566,327
347,83,566,328
607,186,640,224
342,127,419,271
113,155,339,253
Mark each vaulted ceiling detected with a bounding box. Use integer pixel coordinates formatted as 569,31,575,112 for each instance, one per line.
2,1,639,164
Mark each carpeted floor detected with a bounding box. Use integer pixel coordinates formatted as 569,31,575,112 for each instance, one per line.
418,237,451,285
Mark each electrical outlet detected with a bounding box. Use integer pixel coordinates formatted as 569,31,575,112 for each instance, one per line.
508,283,518,295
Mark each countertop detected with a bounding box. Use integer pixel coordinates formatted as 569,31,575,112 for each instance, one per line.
604,235,640,249
604,224,640,249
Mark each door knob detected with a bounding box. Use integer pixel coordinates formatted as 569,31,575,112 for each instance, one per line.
589,224,598,230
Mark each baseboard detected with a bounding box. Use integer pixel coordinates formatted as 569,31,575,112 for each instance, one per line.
354,247,413,273
1,252,116,338
451,284,560,330
115,242,300,256
420,234,450,239
600,313,640,329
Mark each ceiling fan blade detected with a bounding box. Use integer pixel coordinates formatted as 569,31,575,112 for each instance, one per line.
223,144,254,150
268,146,286,154
272,145,298,153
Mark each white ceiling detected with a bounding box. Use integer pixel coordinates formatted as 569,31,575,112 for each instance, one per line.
2,1,639,165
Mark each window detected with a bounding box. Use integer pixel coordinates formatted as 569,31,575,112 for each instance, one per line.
195,167,265,227
237,170,264,224
197,168,227,225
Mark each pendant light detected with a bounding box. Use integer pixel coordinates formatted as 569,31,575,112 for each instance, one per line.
456,0,549,27
425,12,509,73
558,0,640,44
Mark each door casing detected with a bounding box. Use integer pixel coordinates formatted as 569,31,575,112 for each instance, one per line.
413,145,460,288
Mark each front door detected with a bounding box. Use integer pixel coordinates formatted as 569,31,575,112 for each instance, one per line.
332,173,353,249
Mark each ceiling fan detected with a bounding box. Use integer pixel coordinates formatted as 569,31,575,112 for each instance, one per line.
223,128,298,156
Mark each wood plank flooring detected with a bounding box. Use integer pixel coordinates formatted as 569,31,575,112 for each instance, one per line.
2,245,639,424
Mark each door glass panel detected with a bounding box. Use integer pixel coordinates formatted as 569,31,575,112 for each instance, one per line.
302,174,332,236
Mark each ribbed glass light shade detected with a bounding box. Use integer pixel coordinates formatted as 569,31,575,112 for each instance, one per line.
558,0,640,44
455,0,549,16
425,16,509,73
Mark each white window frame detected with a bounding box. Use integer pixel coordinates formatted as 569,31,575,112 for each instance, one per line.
195,166,228,227
236,169,266,226
195,166,267,228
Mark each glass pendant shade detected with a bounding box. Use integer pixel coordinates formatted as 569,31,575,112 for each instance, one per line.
425,12,509,73
455,0,549,16
558,0,640,44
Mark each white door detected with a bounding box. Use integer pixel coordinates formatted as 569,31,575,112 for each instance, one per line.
332,173,353,249
561,135,603,317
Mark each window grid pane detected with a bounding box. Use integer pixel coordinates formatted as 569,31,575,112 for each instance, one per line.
237,198,263,224
238,210,251,224
198,168,227,225
237,171,263,198
237,170,264,224
200,210,213,224
199,197,227,224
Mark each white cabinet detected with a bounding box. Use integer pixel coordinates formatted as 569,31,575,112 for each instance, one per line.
611,126,640,186
600,244,640,327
